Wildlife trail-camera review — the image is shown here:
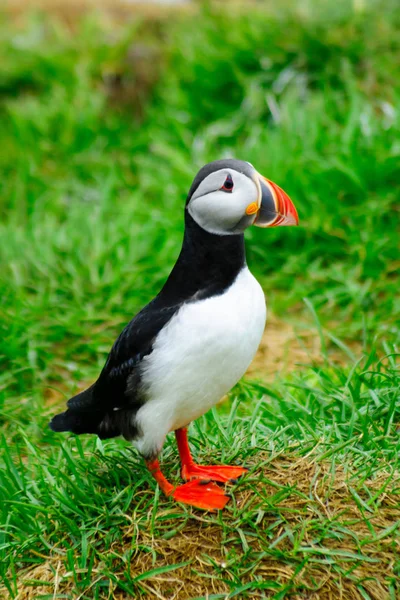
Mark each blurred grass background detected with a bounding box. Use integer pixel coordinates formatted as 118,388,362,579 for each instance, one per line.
1,0,399,404
0,1,399,598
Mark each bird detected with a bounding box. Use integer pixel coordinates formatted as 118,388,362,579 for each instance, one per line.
50,158,298,511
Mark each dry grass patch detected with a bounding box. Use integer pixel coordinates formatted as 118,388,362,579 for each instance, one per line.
5,0,195,20
248,314,361,381
7,452,400,600
248,315,322,380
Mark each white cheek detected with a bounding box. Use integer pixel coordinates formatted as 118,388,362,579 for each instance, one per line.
189,192,243,233
189,175,258,235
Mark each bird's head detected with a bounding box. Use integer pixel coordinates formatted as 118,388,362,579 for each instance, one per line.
186,159,298,235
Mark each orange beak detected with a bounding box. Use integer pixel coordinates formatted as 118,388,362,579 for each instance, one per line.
254,175,299,227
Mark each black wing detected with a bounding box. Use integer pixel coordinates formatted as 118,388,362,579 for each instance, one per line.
50,299,180,437
49,298,180,434
91,300,179,409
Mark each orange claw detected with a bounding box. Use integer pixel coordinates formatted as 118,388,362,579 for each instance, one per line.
173,479,229,511
146,458,229,511
181,463,248,483
175,427,248,484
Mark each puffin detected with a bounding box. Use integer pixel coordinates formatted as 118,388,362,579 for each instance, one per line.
50,159,298,511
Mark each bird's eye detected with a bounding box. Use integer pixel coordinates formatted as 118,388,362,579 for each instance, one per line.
220,174,234,193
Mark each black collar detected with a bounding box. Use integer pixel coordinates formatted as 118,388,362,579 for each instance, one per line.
158,211,246,305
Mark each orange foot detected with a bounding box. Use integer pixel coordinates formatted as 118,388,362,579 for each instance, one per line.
181,463,248,484
173,479,229,511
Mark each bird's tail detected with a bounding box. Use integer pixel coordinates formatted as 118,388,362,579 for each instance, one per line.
49,385,101,435
49,409,88,433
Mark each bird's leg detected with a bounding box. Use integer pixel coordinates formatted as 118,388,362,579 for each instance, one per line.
145,458,229,511
146,458,175,496
175,427,248,484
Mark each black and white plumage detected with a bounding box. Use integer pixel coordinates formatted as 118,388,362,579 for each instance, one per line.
50,159,298,510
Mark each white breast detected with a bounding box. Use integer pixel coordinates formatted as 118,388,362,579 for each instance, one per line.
134,267,266,457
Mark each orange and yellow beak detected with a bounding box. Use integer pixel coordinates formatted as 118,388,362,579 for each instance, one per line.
251,174,299,228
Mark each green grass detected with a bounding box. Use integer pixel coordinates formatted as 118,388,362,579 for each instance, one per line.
0,1,399,598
